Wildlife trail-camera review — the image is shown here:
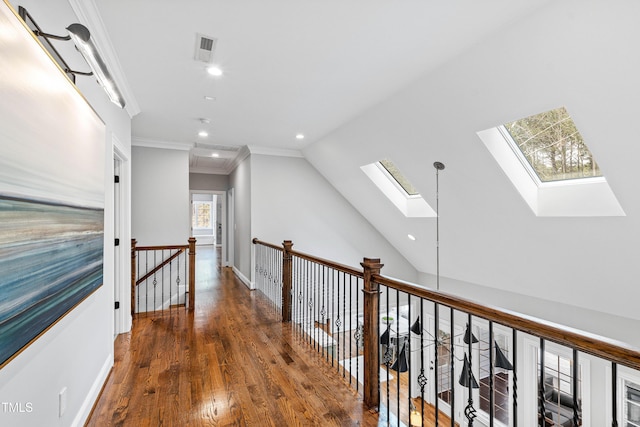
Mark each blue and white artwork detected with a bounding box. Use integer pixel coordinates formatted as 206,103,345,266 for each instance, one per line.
0,2,105,368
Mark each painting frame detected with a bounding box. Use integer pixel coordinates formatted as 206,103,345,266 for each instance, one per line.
0,0,106,369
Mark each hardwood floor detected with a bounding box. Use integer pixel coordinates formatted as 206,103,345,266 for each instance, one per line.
86,247,380,426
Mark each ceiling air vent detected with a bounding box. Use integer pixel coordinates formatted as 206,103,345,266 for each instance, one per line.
195,33,217,63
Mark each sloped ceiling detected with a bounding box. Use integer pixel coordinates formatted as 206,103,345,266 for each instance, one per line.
95,0,550,153
304,0,640,321
93,1,639,321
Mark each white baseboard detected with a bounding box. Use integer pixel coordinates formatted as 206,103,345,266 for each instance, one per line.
72,353,113,427
232,266,255,290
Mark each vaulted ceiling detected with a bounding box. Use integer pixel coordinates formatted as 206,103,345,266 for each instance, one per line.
95,1,550,173
94,1,640,326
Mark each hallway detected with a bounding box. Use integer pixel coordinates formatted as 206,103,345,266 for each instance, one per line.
86,246,380,426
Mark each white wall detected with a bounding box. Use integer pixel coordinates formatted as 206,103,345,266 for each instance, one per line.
131,146,190,246
304,0,640,333
189,172,229,191
0,0,132,425
251,153,418,282
420,272,640,349
228,155,252,282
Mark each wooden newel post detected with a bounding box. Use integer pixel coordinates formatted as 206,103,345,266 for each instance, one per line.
131,239,137,317
362,257,383,409
282,240,293,322
188,237,196,310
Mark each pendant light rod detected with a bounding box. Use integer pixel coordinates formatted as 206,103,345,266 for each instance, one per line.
434,161,445,291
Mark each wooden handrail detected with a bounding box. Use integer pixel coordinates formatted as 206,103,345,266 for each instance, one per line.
253,237,363,277
252,238,283,251
288,249,364,277
373,273,640,371
252,238,640,372
135,244,189,251
135,248,185,286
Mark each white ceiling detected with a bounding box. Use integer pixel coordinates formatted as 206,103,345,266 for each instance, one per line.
95,1,550,172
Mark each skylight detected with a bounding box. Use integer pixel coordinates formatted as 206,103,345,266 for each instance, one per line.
502,107,601,183
378,159,419,196
361,160,436,218
478,107,625,217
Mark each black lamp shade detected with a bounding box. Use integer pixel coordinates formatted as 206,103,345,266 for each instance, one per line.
494,341,514,371
463,324,479,344
458,354,479,388
410,317,422,335
380,326,391,345
391,344,408,373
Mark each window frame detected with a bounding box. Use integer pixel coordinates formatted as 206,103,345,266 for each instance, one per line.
192,200,213,231
522,337,591,425
474,322,513,427
478,124,624,217
616,366,640,427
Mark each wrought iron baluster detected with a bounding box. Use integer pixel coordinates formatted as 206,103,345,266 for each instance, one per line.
353,274,359,391
612,362,618,427
341,271,346,377
396,288,400,422
464,313,477,426
450,307,455,427
384,286,391,424
153,251,157,313
306,259,311,345
513,329,518,427
319,265,323,355
417,298,426,427
489,321,495,427
434,303,439,426
573,349,580,427
407,294,412,427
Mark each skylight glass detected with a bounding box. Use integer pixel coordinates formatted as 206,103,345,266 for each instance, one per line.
503,107,601,182
379,159,419,195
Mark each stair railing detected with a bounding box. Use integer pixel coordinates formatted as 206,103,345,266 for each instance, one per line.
253,237,640,427
131,237,196,315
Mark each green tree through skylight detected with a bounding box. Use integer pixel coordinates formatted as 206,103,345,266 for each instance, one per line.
379,159,419,195
504,107,601,182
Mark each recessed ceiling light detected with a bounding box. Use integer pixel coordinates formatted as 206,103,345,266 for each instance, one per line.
199,118,211,124
206,65,223,76
198,131,209,137
295,134,305,140
407,234,416,241
211,153,220,158
204,96,216,101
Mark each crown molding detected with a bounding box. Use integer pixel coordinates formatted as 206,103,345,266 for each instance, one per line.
67,0,140,118
227,146,251,174
189,166,230,175
247,145,304,158
132,137,193,151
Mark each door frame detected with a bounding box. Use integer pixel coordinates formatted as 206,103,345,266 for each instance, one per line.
227,188,234,268
113,137,131,335
189,190,227,266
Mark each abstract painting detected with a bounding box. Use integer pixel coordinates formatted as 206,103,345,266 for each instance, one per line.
0,1,105,368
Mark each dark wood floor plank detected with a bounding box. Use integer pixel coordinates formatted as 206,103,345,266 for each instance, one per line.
85,247,380,426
